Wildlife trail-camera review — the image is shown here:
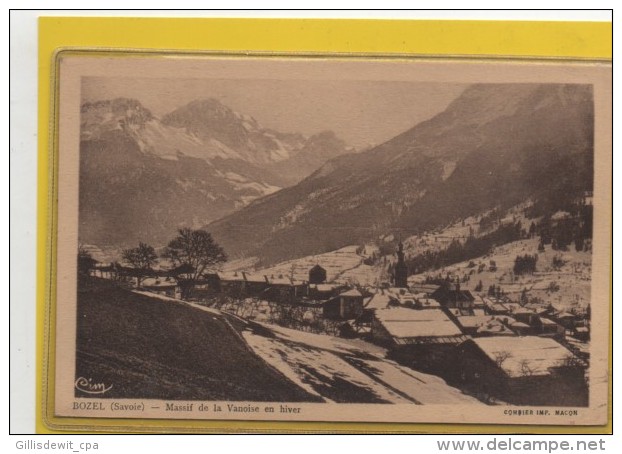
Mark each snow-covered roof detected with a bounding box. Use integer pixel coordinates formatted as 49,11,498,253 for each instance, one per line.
218,271,244,281
266,276,305,286
456,315,497,329
142,277,177,287
244,273,268,283
455,315,516,335
476,322,516,336
416,298,441,309
482,297,505,305
524,304,551,315
340,289,363,297
366,293,393,310
458,315,518,329
374,307,463,339
384,287,422,302
554,311,576,319
470,337,576,377
511,307,535,315
410,292,428,299
509,321,530,329
409,284,441,294
312,284,342,292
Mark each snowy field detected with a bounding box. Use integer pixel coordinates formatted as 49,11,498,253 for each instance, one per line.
255,246,368,282
220,202,592,314
135,289,480,405
242,323,482,405
410,238,592,312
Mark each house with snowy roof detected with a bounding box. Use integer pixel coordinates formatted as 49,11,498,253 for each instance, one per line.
372,307,467,347
262,275,308,303
453,315,517,337
365,292,396,311
323,289,365,320
456,336,587,406
409,284,441,296
549,310,578,329
371,306,468,376
482,297,510,315
141,276,178,298
431,282,475,312
308,283,347,300
215,271,308,302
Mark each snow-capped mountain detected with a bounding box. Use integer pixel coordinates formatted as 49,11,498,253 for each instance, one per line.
81,98,241,161
207,84,595,266
78,98,351,248
160,98,352,184
160,98,307,164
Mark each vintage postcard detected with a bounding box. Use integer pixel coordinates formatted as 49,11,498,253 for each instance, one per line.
47,52,611,430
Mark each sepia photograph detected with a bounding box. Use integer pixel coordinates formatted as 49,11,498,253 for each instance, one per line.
50,54,612,426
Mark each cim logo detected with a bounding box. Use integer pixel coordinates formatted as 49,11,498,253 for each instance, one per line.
74,377,113,395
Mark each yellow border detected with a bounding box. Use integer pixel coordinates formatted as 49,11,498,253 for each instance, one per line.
37,17,612,434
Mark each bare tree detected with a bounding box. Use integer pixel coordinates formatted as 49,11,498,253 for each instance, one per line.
122,242,158,288
493,351,512,369
164,228,227,299
78,244,97,277
558,353,584,368
519,359,535,377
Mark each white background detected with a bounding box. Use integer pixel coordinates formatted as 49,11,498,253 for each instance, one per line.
8,5,617,452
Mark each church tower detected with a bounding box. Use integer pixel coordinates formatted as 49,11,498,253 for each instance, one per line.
394,240,408,288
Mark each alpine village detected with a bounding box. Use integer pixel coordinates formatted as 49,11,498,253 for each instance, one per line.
76,83,595,407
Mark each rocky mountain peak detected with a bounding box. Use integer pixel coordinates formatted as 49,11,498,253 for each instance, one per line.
207,83,595,265
80,98,154,140
78,95,353,249
160,98,251,149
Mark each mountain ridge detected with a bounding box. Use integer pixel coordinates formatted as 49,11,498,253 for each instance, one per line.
206,83,594,266
78,96,352,248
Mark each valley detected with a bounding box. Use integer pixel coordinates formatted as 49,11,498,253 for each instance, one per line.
77,82,599,408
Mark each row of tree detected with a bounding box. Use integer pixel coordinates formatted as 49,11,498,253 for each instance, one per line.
80,228,227,299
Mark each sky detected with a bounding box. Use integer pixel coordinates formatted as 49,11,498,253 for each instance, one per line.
82,77,466,149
